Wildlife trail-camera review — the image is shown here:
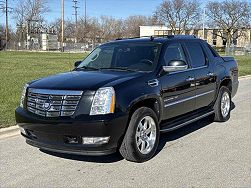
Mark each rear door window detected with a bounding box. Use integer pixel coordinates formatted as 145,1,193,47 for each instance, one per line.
207,44,220,57
184,42,206,68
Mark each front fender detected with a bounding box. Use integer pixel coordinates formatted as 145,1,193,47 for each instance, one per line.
127,93,164,121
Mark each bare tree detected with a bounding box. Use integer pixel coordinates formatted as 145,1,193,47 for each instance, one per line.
123,15,158,38
13,0,49,25
99,16,124,41
12,0,49,43
154,0,201,34
206,0,251,47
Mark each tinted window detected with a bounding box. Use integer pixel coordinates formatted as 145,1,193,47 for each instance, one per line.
164,43,186,66
207,44,220,57
78,43,160,71
185,42,206,68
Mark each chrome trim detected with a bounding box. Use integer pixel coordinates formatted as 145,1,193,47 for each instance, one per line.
148,79,159,87
168,66,208,75
196,90,215,98
164,96,178,102
26,89,83,117
207,72,214,76
160,111,214,132
186,77,195,81
28,88,83,96
164,90,215,107
163,65,188,72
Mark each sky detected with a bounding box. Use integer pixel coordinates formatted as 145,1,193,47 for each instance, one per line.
1,0,164,28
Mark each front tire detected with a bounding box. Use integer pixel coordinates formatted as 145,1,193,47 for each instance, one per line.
213,86,231,122
119,107,159,162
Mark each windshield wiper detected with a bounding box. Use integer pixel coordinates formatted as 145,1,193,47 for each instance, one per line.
99,67,137,72
75,66,100,71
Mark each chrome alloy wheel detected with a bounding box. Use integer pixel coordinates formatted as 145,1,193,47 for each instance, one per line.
135,116,157,155
221,92,230,118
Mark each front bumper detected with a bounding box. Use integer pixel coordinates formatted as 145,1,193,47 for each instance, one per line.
16,107,129,156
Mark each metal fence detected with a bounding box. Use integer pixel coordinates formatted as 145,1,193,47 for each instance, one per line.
4,41,101,53
225,44,251,56
2,40,251,56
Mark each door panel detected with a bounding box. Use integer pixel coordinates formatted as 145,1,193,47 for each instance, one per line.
193,67,216,109
160,70,196,120
183,42,217,109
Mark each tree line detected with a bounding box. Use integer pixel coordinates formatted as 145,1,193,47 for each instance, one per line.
1,0,251,48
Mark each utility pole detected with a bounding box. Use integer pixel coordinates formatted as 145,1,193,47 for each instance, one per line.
72,0,79,43
61,0,64,52
5,0,8,50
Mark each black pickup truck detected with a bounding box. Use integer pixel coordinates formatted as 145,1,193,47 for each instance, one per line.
16,35,239,162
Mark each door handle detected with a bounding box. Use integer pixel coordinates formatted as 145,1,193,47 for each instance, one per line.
207,72,214,76
186,77,195,81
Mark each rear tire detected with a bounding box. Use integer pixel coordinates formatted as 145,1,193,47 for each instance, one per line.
213,86,231,122
119,107,159,162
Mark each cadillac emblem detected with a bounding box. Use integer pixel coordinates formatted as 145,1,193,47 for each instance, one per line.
42,99,51,110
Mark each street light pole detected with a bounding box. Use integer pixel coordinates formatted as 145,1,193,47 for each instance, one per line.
202,8,205,40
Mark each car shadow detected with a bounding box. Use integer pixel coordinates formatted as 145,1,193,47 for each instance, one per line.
156,102,236,156
40,102,236,163
155,115,214,156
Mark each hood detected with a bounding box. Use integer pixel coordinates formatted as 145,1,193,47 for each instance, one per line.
29,70,143,91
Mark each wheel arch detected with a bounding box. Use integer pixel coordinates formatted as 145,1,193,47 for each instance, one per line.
219,77,232,93
127,95,163,122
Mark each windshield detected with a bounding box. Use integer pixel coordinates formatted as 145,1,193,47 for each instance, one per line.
77,43,160,72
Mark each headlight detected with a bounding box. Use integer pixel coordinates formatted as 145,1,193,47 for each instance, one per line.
90,87,115,115
20,83,29,108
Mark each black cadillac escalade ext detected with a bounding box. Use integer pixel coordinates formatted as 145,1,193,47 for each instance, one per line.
16,35,239,162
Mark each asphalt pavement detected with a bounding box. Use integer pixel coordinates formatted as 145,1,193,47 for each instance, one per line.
0,78,251,188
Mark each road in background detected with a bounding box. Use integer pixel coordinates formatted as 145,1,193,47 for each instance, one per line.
0,78,251,187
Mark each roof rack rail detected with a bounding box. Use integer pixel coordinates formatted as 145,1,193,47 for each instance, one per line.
152,35,197,39
115,35,196,41
116,36,150,40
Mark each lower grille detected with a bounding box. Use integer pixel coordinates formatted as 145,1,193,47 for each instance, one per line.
26,88,83,117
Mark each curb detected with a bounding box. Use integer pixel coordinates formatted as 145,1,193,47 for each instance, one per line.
239,75,251,80
0,125,19,136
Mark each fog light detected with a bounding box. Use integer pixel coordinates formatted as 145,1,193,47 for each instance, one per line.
82,137,110,145
19,127,26,135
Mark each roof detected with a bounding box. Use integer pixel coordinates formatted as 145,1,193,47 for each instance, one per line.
107,35,200,44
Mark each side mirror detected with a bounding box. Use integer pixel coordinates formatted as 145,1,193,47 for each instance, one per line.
163,60,188,72
74,61,82,68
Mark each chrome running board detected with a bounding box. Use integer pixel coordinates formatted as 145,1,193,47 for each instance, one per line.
160,111,214,133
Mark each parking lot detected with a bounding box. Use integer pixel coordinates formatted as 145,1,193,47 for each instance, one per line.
0,77,250,187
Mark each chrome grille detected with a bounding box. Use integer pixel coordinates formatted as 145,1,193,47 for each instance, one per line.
26,88,83,117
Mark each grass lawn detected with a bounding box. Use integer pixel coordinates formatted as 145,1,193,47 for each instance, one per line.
235,55,251,76
0,51,87,128
0,51,250,128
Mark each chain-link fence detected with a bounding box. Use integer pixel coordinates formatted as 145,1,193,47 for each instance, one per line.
2,38,251,56
225,44,251,56
4,40,101,53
